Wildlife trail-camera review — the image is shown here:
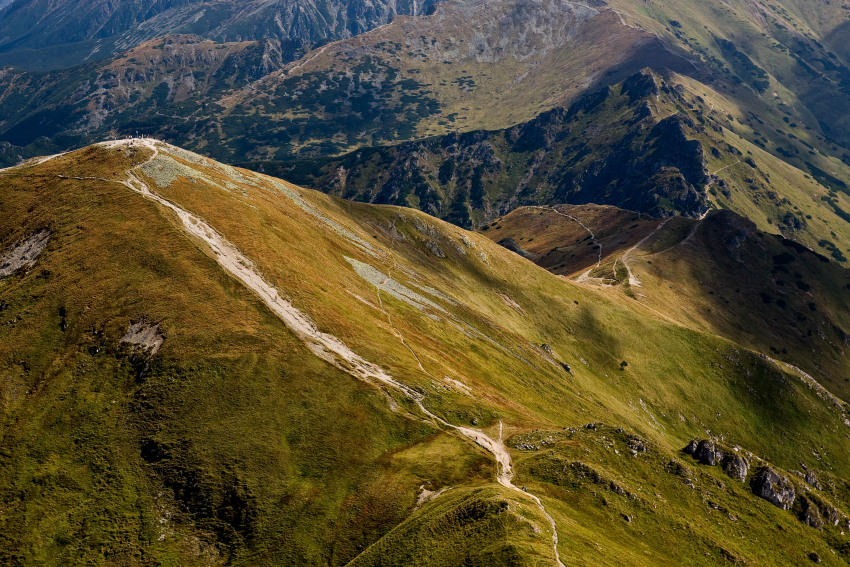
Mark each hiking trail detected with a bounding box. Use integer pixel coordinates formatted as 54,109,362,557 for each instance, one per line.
106,139,566,567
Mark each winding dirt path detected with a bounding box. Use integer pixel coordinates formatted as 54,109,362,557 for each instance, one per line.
710,159,742,177
109,139,565,566
0,151,69,173
620,217,671,287
374,267,564,565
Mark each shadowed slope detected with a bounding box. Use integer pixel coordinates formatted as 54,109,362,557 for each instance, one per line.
482,204,850,403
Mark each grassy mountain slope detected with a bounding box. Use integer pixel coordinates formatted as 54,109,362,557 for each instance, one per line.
481,204,850,403
1,141,850,564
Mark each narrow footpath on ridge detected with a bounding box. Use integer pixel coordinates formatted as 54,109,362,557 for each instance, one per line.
106,139,567,567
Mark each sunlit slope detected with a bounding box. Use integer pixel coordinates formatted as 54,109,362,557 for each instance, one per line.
608,0,850,146
1,141,849,564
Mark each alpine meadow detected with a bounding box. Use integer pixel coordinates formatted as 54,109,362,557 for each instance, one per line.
1,0,849,565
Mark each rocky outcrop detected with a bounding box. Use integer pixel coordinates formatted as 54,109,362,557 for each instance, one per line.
0,229,51,279
684,440,850,528
692,439,723,466
797,495,824,529
804,493,843,527
683,439,748,482
122,320,166,355
621,71,660,102
751,467,796,510
721,453,750,482
805,471,821,490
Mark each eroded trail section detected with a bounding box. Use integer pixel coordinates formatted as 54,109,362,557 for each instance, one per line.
113,140,564,566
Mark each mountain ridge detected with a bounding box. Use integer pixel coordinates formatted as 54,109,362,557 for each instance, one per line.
1,139,850,564
251,70,850,265
1,0,849,268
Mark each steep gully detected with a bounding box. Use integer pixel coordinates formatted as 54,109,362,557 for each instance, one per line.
108,140,566,566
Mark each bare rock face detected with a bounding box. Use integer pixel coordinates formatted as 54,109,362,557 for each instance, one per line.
122,320,166,355
0,230,51,278
751,468,796,510
721,453,749,482
0,0,447,70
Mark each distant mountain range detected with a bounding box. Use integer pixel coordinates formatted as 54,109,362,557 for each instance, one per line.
0,0,444,71
0,0,847,262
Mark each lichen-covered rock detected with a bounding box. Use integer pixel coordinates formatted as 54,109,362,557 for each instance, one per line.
751,468,796,510
694,439,723,466
721,453,749,482
683,439,699,455
798,496,824,529
805,471,821,490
